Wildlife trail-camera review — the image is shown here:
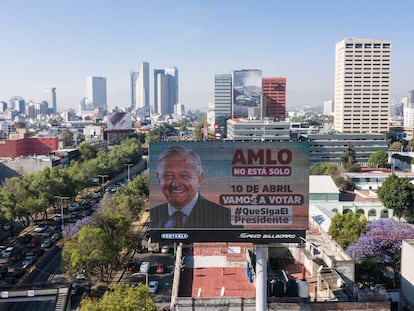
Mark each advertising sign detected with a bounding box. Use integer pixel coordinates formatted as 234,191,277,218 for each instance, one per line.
149,141,309,243
107,112,132,130
233,69,262,118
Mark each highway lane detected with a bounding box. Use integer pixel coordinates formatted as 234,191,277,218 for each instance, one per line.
0,247,68,311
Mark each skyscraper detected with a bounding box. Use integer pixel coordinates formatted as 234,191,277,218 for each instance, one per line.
136,61,150,117
334,38,392,133
214,74,232,134
262,77,286,121
45,87,57,114
87,76,107,111
153,67,179,114
130,70,137,108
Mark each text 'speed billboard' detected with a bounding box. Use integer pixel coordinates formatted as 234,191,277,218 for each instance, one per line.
149,141,309,243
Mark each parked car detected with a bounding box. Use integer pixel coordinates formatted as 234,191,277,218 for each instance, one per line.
41,228,54,238
70,283,80,295
161,245,170,254
53,214,62,222
20,233,32,244
2,246,14,258
22,256,36,269
156,264,165,274
76,270,86,281
139,261,151,273
27,237,41,248
148,280,159,293
126,262,138,272
34,224,48,233
41,239,53,249
11,250,25,261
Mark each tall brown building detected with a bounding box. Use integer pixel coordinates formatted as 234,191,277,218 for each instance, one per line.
262,77,286,121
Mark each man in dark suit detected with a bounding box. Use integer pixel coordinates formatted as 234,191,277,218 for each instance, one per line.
151,145,233,229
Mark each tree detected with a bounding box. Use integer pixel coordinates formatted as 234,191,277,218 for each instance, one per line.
62,225,116,282
61,128,73,147
328,212,367,249
377,174,414,220
347,218,414,263
407,139,414,152
367,150,389,168
390,141,403,151
309,163,339,176
79,283,157,311
79,142,97,162
340,144,361,172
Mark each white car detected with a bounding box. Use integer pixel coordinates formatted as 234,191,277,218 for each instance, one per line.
148,280,159,293
2,246,14,258
34,223,48,233
139,261,150,273
22,256,36,269
41,239,53,249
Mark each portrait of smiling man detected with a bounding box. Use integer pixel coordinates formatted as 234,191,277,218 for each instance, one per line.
151,145,232,229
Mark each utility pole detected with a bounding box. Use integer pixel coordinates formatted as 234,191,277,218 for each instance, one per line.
97,174,109,185
54,196,69,233
124,164,133,181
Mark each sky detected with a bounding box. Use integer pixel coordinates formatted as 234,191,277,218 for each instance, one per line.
1,0,414,112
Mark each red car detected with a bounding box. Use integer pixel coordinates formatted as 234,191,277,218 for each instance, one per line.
126,262,138,272
11,250,25,261
156,264,165,274
27,237,40,248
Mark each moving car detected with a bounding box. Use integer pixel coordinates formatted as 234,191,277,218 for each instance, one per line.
2,247,14,258
27,237,41,248
41,239,53,249
41,227,54,238
11,250,25,261
51,232,62,241
22,256,36,269
34,224,48,233
139,261,150,273
148,280,159,293
20,233,32,243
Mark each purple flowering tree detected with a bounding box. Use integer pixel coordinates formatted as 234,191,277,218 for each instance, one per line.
347,218,414,262
64,216,95,239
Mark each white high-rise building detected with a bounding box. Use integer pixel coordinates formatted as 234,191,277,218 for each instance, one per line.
334,38,392,133
135,61,150,117
86,76,107,111
153,67,179,114
45,87,57,114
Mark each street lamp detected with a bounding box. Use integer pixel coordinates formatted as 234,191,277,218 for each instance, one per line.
54,196,69,233
124,164,133,181
97,174,109,185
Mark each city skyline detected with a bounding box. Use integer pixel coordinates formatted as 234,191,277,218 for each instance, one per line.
1,0,414,112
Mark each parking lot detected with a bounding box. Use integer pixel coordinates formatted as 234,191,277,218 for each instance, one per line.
121,247,175,305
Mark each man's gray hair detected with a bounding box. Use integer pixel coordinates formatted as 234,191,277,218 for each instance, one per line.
157,145,203,175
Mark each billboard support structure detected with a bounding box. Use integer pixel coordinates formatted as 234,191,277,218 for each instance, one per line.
256,245,267,311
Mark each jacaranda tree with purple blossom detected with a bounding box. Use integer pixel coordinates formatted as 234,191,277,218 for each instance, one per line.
347,218,414,262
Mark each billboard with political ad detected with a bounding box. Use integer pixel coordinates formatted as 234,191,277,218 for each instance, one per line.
149,141,309,243
107,112,132,130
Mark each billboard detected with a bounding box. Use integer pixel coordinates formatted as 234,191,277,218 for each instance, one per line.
149,141,309,243
233,69,262,118
107,112,132,130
